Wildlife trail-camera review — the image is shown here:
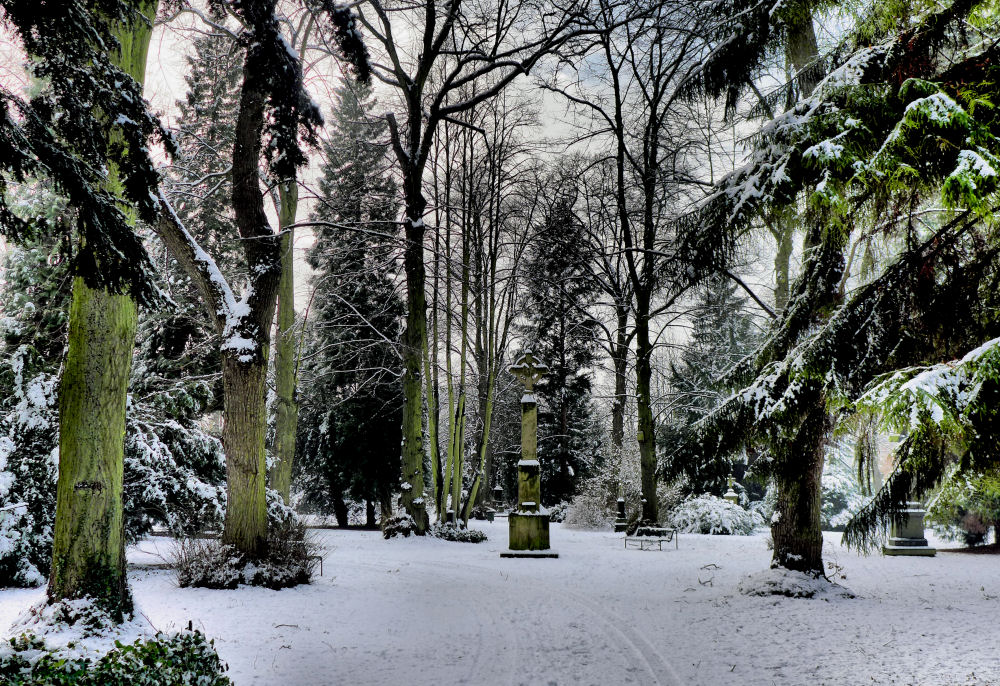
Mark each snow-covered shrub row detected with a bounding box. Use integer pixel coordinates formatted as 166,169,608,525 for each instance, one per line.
430,522,487,543
665,495,764,535
562,491,613,530
175,519,316,590
0,630,231,685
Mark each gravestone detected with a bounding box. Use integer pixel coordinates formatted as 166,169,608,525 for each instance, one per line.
501,351,558,558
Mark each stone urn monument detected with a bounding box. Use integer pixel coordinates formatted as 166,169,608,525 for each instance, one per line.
883,501,937,556
501,351,558,558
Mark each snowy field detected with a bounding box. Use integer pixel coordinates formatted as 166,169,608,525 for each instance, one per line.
1,521,997,686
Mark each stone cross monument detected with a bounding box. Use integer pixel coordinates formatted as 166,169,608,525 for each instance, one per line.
501,351,558,558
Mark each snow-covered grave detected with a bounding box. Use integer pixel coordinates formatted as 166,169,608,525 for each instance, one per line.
2,522,996,685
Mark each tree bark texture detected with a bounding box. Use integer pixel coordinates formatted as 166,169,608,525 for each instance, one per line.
401,214,429,532
47,1,156,618
635,300,658,523
221,356,270,558
770,390,829,574
49,280,137,617
269,181,299,502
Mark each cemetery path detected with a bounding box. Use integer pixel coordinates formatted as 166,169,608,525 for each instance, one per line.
404,556,682,686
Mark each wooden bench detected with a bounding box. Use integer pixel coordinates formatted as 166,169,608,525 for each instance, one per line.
624,526,678,551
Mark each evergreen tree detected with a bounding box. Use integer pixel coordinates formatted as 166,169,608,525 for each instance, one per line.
660,275,760,495
523,190,601,504
151,29,245,408
295,82,402,526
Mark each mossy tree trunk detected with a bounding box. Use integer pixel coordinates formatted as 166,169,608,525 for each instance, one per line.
49,282,138,618
221,355,270,558
268,181,299,503
47,1,157,619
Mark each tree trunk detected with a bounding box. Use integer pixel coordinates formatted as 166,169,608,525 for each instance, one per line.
269,181,298,502
770,390,829,575
772,224,794,313
47,1,156,619
635,295,658,523
366,500,377,528
221,356,270,558
400,213,429,532
333,496,349,528
766,8,828,575
49,281,137,619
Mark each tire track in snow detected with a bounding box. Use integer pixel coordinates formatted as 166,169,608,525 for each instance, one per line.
409,557,682,686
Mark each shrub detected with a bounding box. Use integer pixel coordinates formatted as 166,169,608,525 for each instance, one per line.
547,502,569,523
0,629,231,685
562,492,613,530
430,522,487,543
176,518,316,589
927,471,1000,546
665,494,764,535
382,512,416,539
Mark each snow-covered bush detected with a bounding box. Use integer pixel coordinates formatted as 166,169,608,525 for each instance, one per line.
175,519,316,590
0,629,231,685
748,484,777,524
382,512,416,539
547,502,569,523
665,495,764,535
431,522,487,543
0,348,59,587
562,491,613,530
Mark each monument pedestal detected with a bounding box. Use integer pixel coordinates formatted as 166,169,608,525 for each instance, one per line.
501,512,558,557
883,502,936,557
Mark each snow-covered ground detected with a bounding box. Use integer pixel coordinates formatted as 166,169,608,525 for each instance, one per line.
2,522,997,686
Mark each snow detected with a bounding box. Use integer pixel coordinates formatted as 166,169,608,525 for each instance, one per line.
2,525,996,685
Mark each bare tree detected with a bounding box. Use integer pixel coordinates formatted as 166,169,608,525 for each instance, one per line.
356,0,628,531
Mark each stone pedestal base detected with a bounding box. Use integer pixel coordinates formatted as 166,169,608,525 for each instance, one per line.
500,549,559,558
506,511,551,552
883,540,937,556
613,519,628,533
883,502,936,556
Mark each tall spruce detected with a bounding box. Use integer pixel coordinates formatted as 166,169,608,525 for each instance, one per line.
296,82,401,525
523,191,601,504
660,275,760,495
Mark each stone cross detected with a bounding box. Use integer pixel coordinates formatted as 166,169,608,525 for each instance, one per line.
509,351,549,394
501,351,557,556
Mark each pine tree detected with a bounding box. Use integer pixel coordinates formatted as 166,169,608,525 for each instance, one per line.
660,275,760,495
150,29,245,407
295,82,402,526
523,190,601,504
